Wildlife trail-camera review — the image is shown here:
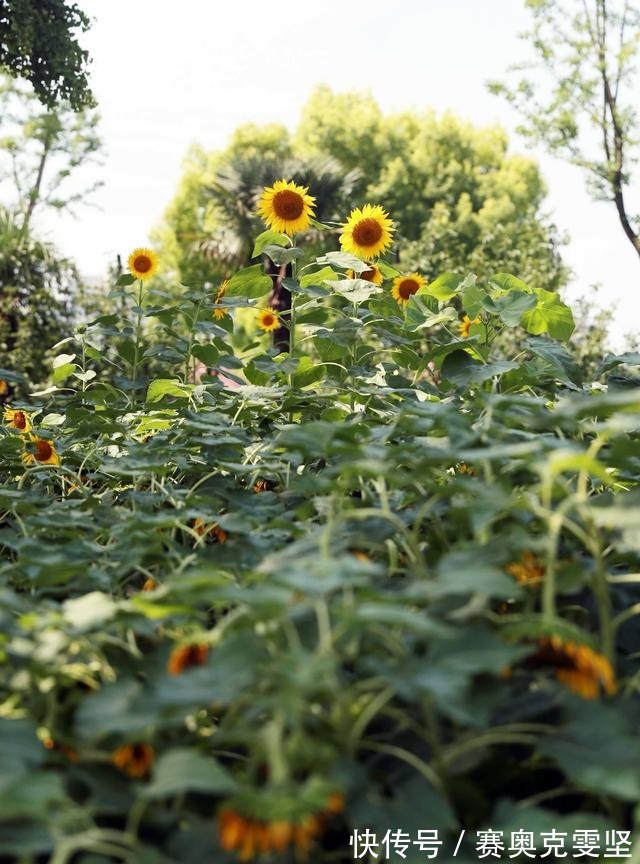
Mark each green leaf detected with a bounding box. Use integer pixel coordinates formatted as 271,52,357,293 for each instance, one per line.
144,748,237,798
493,290,537,326
522,288,575,341
423,272,464,301
300,265,337,288
525,337,582,388
489,272,532,294
191,344,220,366
325,278,383,304
225,264,271,299
116,273,135,286
146,379,195,402
252,229,289,258
315,251,370,272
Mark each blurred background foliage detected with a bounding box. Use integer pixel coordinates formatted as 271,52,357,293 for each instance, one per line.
154,86,569,296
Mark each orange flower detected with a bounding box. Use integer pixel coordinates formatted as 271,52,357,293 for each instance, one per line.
141,577,157,591
193,517,228,543
167,642,209,675
217,792,343,861
506,551,545,588
537,635,616,699
111,743,155,778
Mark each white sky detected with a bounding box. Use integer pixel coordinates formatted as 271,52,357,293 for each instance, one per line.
35,0,640,348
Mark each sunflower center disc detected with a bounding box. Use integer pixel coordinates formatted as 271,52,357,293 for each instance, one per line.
36,441,52,461
263,314,275,327
14,412,26,429
352,218,383,248
133,255,152,273
273,190,304,220
399,279,419,300
361,267,377,282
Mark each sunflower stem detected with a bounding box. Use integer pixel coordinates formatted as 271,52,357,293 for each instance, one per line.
131,279,145,403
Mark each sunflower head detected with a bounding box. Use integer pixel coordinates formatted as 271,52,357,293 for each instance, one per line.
257,307,280,333
537,635,616,699
4,407,31,434
0,379,9,397
459,314,481,339
213,279,229,320
167,642,209,675
506,550,545,588
21,435,60,467
391,272,426,305
346,264,384,285
111,742,155,778
257,179,315,236
340,203,394,260
128,247,158,281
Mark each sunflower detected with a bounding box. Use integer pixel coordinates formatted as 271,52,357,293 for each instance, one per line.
141,577,157,592
257,179,315,236
391,272,426,305
218,792,344,861
4,407,31,434
340,203,394,260
537,635,616,699
213,279,229,320
346,264,384,285
111,743,155,778
459,314,481,338
167,642,209,675
0,379,9,396
193,517,228,544
128,247,158,281
21,436,60,467
506,551,545,588
256,307,280,332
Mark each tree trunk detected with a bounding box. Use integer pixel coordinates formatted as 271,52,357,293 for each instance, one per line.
264,257,292,353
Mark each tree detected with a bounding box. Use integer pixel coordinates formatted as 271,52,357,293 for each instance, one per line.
0,73,102,234
0,0,94,110
490,0,640,263
157,88,568,295
0,206,78,386
0,72,101,386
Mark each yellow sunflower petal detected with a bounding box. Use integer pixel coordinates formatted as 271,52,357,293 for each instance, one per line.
391,272,426,305
257,179,315,236
257,307,280,332
128,247,158,281
340,203,394,260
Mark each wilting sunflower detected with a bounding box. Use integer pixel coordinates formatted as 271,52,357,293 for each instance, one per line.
537,635,616,699
213,279,229,320
167,642,209,675
459,314,481,338
4,407,31,434
257,179,315,236
128,247,158,281
21,436,60,467
391,272,426,305
340,203,394,260
257,307,280,332
506,551,545,588
346,264,384,285
218,792,344,861
111,743,155,778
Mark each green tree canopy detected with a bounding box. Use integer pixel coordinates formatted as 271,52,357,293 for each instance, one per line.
157,87,568,293
0,0,94,110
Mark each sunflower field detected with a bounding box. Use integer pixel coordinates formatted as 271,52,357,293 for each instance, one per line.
1,182,640,864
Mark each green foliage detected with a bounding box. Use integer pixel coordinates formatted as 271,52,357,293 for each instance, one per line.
0,199,638,861
0,206,81,387
0,0,94,110
156,87,568,296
